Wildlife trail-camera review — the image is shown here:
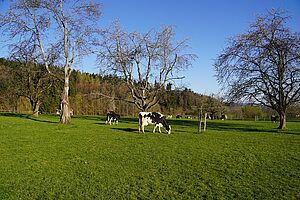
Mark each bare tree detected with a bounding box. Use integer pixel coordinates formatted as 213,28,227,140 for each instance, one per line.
10,40,55,117
214,10,300,129
0,0,101,123
96,23,196,111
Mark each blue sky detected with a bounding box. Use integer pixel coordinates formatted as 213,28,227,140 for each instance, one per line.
1,0,300,94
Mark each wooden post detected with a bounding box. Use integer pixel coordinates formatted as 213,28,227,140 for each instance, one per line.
203,112,207,132
198,106,208,133
198,106,203,133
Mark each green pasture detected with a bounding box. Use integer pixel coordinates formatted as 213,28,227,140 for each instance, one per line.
0,113,299,199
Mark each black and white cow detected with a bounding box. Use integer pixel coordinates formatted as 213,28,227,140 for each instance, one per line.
106,111,120,125
220,114,227,120
271,115,279,123
56,108,73,116
138,112,171,134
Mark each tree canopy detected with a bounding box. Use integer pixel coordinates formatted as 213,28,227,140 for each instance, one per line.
96,23,197,111
0,0,102,123
214,10,300,129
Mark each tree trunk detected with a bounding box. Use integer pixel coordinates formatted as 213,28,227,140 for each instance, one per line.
278,112,286,129
108,90,116,112
32,101,40,118
60,76,71,124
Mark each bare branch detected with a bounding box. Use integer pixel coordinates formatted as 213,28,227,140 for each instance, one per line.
214,9,300,129
96,24,197,111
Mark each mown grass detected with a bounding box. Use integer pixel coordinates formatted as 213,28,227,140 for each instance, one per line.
0,113,299,199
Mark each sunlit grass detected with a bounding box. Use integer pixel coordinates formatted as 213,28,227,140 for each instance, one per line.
0,113,299,199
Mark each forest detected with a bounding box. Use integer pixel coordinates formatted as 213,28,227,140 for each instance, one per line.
1,58,299,120
0,58,221,117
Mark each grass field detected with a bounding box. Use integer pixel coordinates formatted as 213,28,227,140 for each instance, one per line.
0,113,299,199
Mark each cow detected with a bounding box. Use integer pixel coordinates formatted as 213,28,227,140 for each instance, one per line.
56,109,73,116
221,114,227,120
138,112,171,134
106,111,120,125
176,115,182,119
271,115,279,123
56,109,61,115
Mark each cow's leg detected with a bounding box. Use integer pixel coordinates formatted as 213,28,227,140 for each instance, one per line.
139,124,145,133
153,125,157,133
142,125,145,133
116,120,118,125
109,118,112,125
158,126,161,133
138,118,141,133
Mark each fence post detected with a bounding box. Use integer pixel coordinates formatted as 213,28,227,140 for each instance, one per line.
204,112,207,131
198,106,202,133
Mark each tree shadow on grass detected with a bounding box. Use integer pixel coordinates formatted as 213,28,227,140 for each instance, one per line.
208,121,263,132
111,127,137,133
27,116,58,124
0,112,28,118
210,121,300,135
73,115,104,122
168,119,296,134
0,112,57,124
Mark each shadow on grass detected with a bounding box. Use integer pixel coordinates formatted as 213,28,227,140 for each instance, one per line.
72,115,104,121
111,127,137,133
0,112,28,118
119,117,139,124
209,121,264,132
0,112,57,124
161,118,292,134
210,121,300,135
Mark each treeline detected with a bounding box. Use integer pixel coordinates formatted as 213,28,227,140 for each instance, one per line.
0,58,226,117
1,58,299,119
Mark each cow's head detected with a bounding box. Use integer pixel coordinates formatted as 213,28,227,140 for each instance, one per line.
166,125,171,134
162,117,171,134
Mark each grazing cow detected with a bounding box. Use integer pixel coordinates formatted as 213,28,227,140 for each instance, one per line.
271,115,279,123
139,112,171,134
221,114,227,120
176,115,182,119
56,109,73,115
106,111,120,125
56,109,61,115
